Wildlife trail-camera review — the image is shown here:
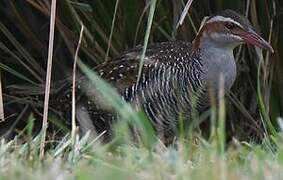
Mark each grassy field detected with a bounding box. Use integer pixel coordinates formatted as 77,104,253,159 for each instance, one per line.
0,130,283,179
0,0,283,179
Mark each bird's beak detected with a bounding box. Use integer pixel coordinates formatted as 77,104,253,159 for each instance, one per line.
241,29,274,53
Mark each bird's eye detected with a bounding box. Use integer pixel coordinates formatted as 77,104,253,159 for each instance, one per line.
225,22,236,30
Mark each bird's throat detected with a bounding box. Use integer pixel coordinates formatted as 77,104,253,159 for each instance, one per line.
199,39,237,94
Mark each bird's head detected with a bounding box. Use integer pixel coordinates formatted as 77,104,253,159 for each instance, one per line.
192,9,274,53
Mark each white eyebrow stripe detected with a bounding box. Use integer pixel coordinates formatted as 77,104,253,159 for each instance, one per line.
206,16,244,29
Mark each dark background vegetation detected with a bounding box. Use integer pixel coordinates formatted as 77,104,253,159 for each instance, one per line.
0,0,282,141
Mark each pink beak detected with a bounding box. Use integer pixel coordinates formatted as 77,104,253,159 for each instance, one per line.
241,29,274,53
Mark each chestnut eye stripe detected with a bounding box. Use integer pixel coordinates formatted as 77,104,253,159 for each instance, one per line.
206,16,244,29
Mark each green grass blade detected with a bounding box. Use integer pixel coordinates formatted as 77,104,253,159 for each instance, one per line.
137,0,157,83
256,52,277,141
78,61,155,149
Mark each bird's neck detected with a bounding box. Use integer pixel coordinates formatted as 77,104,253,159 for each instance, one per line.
195,34,237,94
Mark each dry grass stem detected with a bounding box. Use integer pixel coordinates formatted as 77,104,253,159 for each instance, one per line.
71,25,85,144
105,0,119,62
0,72,4,121
176,0,194,29
39,0,57,160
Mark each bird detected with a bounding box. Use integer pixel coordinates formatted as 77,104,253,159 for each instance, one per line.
58,9,273,142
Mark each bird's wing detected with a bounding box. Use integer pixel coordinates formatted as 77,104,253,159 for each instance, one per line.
92,41,193,93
